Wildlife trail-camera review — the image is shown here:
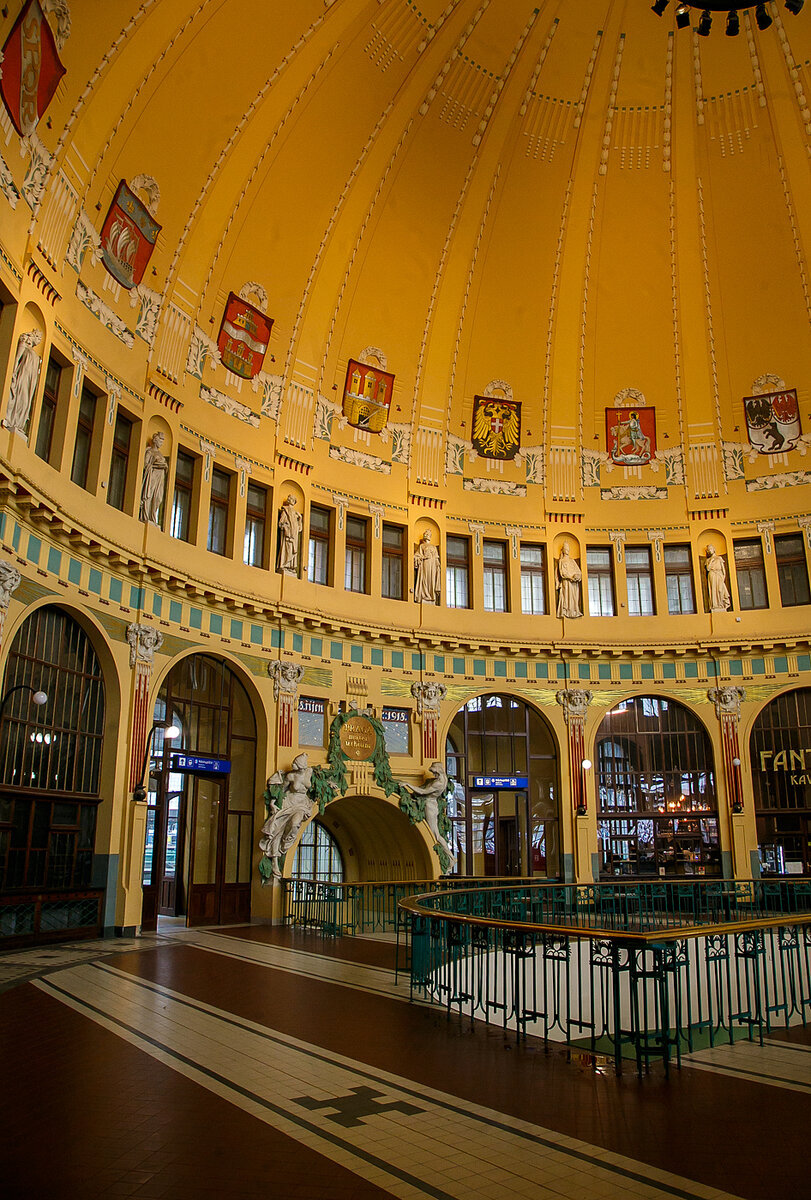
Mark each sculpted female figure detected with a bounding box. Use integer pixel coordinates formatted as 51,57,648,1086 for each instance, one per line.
277,495,302,574
3,330,42,435
414,530,441,604
555,541,582,619
705,544,731,612
139,432,169,526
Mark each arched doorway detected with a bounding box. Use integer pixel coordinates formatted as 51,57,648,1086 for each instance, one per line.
445,694,560,877
292,818,345,882
142,654,257,928
0,605,106,943
751,688,811,876
596,696,720,878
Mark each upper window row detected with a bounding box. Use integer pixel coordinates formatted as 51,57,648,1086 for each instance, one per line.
19,354,811,612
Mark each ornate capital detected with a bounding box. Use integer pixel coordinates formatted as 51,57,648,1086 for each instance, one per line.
126,623,164,668
556,688,593,723
199,439,217,481
609,531,626,563
369,502,384,537
268,660,305,701
410,680,446,717
757,520,775,554
0,562,21,610
332,494,348,530
647,529,665,562
708,686,746,720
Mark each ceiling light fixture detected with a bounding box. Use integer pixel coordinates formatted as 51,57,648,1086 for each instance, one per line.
656,1,804,33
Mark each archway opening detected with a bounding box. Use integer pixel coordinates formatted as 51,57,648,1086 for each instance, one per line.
445,693,560,878
596,696,720,879
750,688,811,877
143,654,257,929
0,605,105,943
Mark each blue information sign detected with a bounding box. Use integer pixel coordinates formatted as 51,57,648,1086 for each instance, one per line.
171,754,231,774
471,775,528,789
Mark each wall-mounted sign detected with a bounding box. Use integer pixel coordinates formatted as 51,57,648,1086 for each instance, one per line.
171,755,231,774
471,775,529,790
339,716,377,761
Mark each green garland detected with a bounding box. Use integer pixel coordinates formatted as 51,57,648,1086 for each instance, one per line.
259,710,451,873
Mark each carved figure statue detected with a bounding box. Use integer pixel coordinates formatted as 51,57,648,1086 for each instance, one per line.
409,761,456,871
414,530,441,604
555,541,582,619
705,545,731,612
259,753,315,879
3,330,43,435
277,494,302,575
0,561,21,609
139,432,169,526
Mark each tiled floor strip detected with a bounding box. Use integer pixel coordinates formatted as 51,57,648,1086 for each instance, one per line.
37,962,745,1200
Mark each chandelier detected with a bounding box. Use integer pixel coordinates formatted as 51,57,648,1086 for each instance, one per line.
651,1,804,35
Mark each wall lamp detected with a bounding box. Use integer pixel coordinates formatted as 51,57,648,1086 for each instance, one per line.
654,1,804,34
132,719,180,804
578,758,592,817
0,684,48,723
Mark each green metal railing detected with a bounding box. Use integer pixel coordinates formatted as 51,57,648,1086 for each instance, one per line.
397,880,811,1077
282,876,539,937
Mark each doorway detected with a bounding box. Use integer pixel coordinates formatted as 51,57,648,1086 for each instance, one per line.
142,655,257,930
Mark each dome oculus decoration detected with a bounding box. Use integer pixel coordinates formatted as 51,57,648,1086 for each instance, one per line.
652,0,804,35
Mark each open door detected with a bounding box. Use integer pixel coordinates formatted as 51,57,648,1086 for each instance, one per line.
186,773,252,926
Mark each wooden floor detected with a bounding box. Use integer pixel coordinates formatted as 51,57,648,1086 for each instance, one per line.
0,922,808,1200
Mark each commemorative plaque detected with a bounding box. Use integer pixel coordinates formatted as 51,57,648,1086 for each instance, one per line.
339,716,377,761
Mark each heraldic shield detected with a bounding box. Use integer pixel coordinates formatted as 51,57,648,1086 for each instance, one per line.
342,359,394,433
217,293,273,380
472,396,521,460
606,407,656,465
0,0,66,138
743,389,801,454
101,181,161,290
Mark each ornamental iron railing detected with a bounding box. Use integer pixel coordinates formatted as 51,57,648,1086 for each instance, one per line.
397,880,811,1077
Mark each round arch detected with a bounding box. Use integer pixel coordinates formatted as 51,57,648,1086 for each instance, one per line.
304,791,434,883
748,686,811,877
444,691,561,878
595,694,720,879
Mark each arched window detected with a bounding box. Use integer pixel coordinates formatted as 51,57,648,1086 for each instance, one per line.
596,696,719,879
445,693,559,877
751,688,811,876
0,606,106,939
292,819,344,882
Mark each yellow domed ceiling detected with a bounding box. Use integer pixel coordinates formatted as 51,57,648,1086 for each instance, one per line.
2,0,810,518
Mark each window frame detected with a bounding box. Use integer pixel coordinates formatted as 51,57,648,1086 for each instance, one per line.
35,355,62,462
381,522,405,601
344,514,368,593
446,535,471,609
664,544,696,615
482,539,508,613
308,504,331,586
734,537,769,611
625,545,656,617
586,546,616,617
170,449,197,542
520,543,547,615
775,533,811,608
207,467,232,557
70,384,98,491
243,481,269,569
107,409,134,512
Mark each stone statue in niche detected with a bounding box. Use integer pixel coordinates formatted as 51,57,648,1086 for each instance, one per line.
277,494,302,575
139,432,169,526
408,761,456,871
3,330,43,435
259,753,316,880
555,541,582,619
705,545,731,612
413,530,441,604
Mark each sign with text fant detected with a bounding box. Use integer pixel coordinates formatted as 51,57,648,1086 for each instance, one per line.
171,755,231,774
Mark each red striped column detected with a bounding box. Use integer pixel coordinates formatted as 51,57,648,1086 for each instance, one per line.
556,688,593,816
709,686,746,814
411,681,446,761
268,660,305,748
126,625,164,792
